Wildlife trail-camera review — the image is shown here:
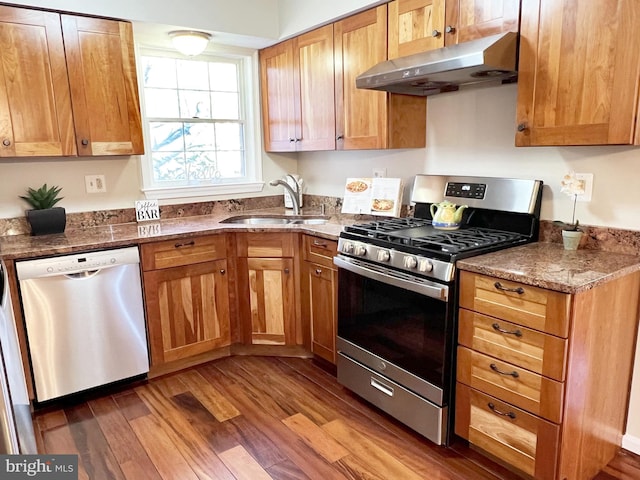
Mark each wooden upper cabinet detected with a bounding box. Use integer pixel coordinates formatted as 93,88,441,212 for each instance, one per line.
259,40,297,152
260,24,335,152
61,15,144,155
444,0,520,45
388,0,446,58
516,0,640,146
0,6,76,157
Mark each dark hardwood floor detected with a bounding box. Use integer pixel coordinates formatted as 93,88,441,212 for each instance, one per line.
33,356,640,480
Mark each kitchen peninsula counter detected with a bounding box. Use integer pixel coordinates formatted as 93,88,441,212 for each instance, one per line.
457,242,640,294
0,209,348,260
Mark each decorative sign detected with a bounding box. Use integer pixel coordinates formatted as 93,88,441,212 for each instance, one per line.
135,200,160,222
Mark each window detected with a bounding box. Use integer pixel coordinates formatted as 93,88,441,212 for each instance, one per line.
138,49,263,200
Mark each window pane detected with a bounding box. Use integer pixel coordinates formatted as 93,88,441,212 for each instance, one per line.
212,92,239,119
145,88,180,118
185,151,220,182
149,122,185,151
142,57,177,88
152,151,186,182
210,63,238,92
179,90,211,119
177,60,210,90
184,123,216,151
215,123,243,150
216,151,244,178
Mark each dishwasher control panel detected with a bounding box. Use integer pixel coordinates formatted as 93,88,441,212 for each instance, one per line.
16,247,140,279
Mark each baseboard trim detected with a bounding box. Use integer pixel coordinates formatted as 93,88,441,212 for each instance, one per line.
622,433,640,455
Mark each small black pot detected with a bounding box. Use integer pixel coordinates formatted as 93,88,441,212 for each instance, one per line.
26,207,66,236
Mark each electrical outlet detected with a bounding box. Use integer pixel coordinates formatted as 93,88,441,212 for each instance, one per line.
373,168,387,178
85,175,107,193
574,173,593,202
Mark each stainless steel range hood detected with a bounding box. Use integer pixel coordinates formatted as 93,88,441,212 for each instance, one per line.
356,32,518,96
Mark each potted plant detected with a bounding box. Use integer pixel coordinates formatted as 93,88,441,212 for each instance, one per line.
555,172,585,250
19,184,66,235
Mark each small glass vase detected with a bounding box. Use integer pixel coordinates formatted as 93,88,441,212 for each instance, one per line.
562,229,583,250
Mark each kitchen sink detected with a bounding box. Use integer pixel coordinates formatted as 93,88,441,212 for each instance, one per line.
220,214,330,225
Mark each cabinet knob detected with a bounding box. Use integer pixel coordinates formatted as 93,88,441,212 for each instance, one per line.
295,138,301,142
81,139,89,146
289,138,295,143
336,135,344,141
431,29,441,38
315,269,322,275
220,269,226,275
2,139,10,147
445,25,455,34
517,123,528,132
284,268,290,274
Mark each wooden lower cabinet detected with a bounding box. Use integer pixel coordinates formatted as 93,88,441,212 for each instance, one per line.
456,270,640,480
235,233,300,346
301,235,338,364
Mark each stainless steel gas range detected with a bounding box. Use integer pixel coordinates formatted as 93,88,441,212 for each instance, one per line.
334,175,543,446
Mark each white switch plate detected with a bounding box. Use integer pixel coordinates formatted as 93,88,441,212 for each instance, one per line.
574,173,593,202
85,174,106,193
373,168,387,178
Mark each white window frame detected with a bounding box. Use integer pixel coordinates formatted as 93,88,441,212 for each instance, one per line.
136,45,264,200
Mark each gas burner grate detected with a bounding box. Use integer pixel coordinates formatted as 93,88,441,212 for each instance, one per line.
344,218,431,236
409,228,524,253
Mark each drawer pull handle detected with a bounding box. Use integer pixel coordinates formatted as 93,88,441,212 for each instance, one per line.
488,402,516,419
174,240,196,248
492,322,523,337
313,240,328,247
494,281,524,294
490,363,519,378
370,377,394,397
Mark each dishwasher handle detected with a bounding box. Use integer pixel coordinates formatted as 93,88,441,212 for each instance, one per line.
65,270,101,280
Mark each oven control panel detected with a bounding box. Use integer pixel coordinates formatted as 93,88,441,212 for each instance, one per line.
337,238,455,283
445,182,486,199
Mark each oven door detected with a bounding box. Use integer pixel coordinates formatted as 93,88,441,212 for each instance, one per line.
334,255,453,407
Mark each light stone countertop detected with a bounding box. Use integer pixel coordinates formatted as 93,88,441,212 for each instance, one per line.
456,242,640,294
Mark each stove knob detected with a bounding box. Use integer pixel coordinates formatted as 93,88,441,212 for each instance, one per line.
377,250,390,262
342,242,354,254
353,244,367,256
418,259,433,273
404,256,418,269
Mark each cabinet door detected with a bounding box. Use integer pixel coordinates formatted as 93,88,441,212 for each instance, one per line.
388,0,446,58
259,40,297,152
238,257,296,345
516,0,640,146
334,5,388,150
303,262,337,364
144,260,230,366
444,0,520,45
61,15,144,155
295,24,336,151
0,6,76,157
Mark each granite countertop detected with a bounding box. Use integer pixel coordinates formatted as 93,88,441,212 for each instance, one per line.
457,242,640,294
0,208,348,260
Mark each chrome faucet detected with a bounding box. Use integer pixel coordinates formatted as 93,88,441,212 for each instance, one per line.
270,178,301,215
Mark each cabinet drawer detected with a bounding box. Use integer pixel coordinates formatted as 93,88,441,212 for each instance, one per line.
236,232,296,257
457,346,564,423
303,235,337,268
141,235,227,270
458,309,567,382
459,271,570,337
455,383,559,480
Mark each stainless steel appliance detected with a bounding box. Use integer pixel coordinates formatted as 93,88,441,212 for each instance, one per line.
334,175,543,446
0,260,36,453
16,247,149,403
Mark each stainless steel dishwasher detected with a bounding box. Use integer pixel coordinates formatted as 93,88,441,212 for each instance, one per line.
16,246,149,402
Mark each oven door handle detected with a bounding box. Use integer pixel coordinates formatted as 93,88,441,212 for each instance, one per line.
333,256,448,301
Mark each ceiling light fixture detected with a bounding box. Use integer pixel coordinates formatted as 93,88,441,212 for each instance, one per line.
169,30,212,56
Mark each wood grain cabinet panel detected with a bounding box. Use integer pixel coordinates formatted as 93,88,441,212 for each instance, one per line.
0,5,76,157
516,0,640,146
141,235,227,270
444,0,520,45
388,0,446,58
61,15,143,155
301,235,338,364
144,260,231,365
